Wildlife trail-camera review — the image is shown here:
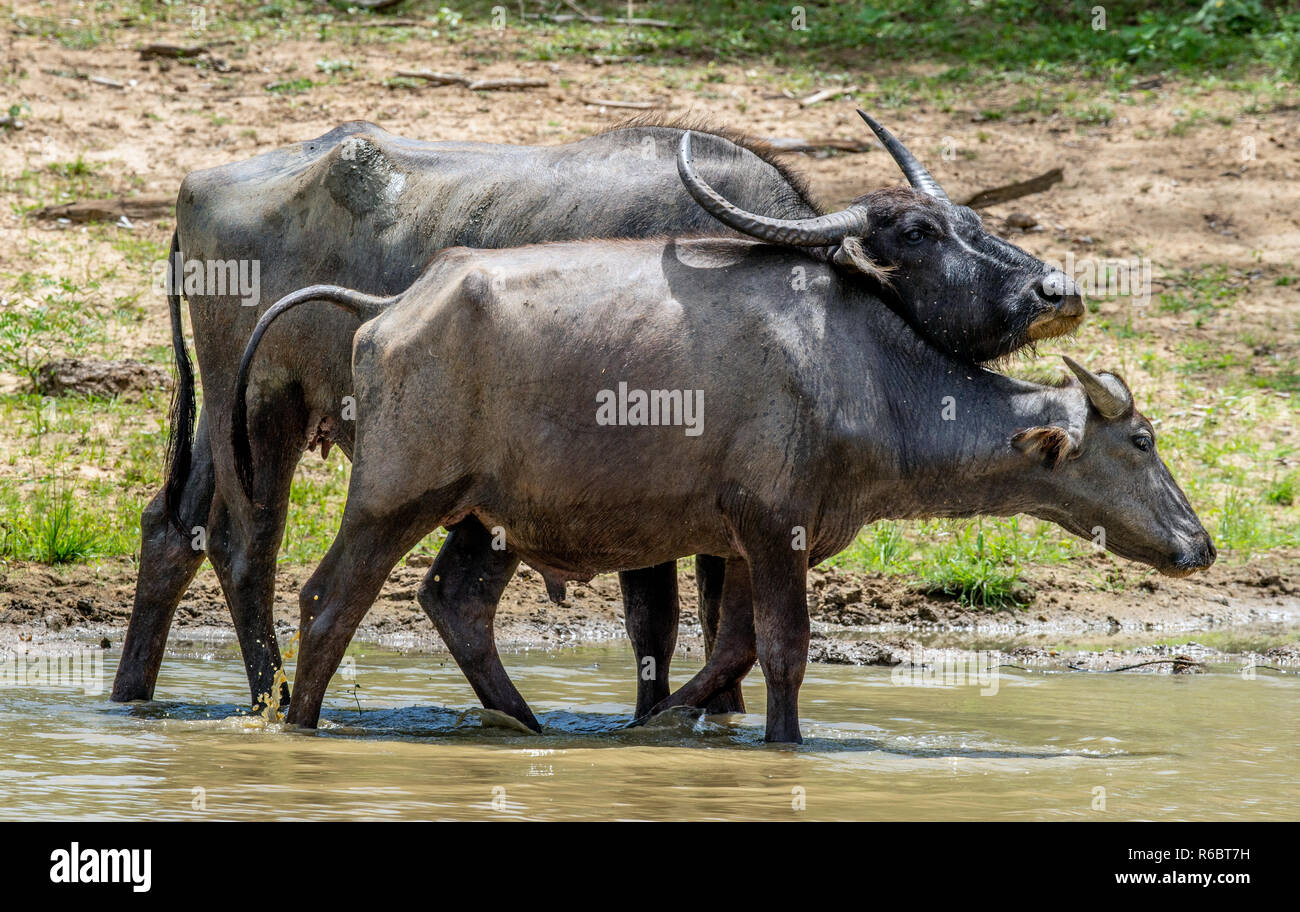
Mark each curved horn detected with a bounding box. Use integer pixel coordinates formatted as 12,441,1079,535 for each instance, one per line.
1062,355,1131,420
676,132,869,246
856,109,951,203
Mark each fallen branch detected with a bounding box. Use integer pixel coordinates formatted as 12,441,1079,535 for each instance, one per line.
395,69,470,85
562,0,600,22
138,41,234,60
33,197,174,223
579,97,660,110
764,136,874,154
350,0,407,8
341,18,439,28
1065,658,1206,673
961,168,1063,210
526,13,681,28
799,85,858,108
43,68,126,89
467,78,548,91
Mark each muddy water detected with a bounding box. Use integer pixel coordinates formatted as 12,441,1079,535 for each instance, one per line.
2,639,1296,820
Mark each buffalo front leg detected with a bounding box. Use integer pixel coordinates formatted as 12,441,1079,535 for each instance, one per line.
417,518,538,732
112,411,216,702
619,561,679,717
695,553,745,714
641,557,757,721
747,544,810,744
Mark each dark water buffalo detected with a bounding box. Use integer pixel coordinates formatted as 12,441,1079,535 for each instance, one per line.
233,231,1213,740
114,113,1082,716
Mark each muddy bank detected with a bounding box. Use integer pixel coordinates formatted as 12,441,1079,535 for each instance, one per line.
1,551,1296,665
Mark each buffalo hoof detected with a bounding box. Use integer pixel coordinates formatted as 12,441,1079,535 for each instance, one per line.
703,685,745,715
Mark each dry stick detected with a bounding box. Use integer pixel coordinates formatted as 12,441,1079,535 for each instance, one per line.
467,78,549,90
43,68,125,89
562,0,600,22
765,137,874,154
997,658,1272,675
138,40,234,59
395,69,470,85
341,18,439,28
799,85,858,108
527,13,680,27
1066,658,1207,673
33,197,174,223
962,168,1063,210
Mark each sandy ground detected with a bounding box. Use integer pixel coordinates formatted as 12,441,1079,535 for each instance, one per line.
1,8,1298,668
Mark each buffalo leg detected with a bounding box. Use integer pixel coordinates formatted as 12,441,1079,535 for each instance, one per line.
416,518,539,731
288,505,437,727
111,411,216,702
695,553,746,714
747,542,810,744
204,491,291,709
619,562,679,717
205,401,310,710
641,557,757,720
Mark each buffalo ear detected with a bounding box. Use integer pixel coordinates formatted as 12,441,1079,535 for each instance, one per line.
1012,425,1077,468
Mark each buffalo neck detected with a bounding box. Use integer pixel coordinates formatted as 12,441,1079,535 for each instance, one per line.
827,297,1080,523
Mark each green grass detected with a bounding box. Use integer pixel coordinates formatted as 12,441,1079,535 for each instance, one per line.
265,77,317,95
2,3,1296,583
828,517,1076,612
918,521,1034,611
0,477,132,564
14,1,1300,80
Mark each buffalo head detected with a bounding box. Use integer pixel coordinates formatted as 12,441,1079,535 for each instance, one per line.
676,111,1084,363
1013,357,1215,577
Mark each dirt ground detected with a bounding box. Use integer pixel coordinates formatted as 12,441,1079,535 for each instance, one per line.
1,8,1298,662
2,549,1298,664
5,12,1299,360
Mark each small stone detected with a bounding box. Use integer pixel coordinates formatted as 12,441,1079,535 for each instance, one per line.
1006,212,1037,229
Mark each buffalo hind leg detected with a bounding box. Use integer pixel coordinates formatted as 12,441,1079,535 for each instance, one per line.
416,518,538,731
204,492,292,710
112,411,215,702
640,557,757,721
695,553,746,714
620,562,679,717
288,506,437,728
205,401,310,711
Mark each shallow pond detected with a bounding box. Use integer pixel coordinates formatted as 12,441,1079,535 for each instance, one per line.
1,639,1296,820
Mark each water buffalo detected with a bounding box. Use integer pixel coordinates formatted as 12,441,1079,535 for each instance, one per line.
233,229,1213,740
114,113,1082,717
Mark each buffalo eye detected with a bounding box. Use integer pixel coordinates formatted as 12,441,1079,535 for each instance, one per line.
903,227,927,244
1132,434,1153,452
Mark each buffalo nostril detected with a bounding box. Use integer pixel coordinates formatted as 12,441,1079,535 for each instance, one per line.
1038,272,1084,316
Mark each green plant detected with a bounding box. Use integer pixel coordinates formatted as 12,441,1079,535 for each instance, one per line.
1264,474,1295,507
919,522,1031,611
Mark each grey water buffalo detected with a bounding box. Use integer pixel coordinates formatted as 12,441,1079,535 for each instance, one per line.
114,113,1082,718
233,231,1212,741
